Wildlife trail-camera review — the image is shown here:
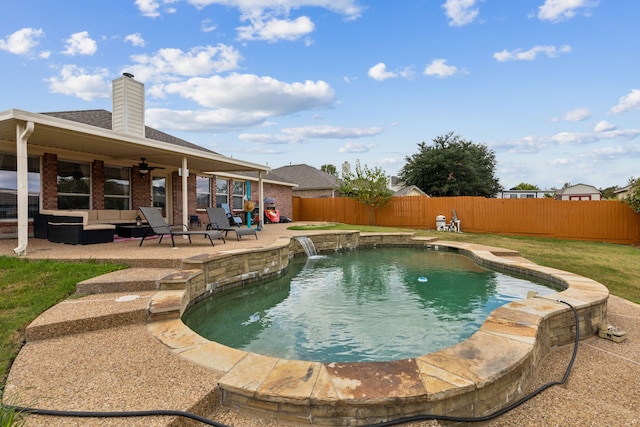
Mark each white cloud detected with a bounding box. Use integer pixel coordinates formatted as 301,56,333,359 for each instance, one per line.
423,59,462,78
442,0,480,26
124,33,145,47
181,1,362,42
552,107,591,122
283,125,383,139
45,65,111,101
238,16,315,42
338,141,377,153
237,124,382,145
610,89,640,114
159,73,334,113
367,63,413,81
146,73,335,132
187,0,363,21
128,44,242,82
135,0,178,18
493,44,571,62
0,27,44,55
146,108,270,131
368,63,397,81
491,128,640,154
594,121,616,132
62,31,98,56
238,133,300,144
537,0,599,23
201,19,217,32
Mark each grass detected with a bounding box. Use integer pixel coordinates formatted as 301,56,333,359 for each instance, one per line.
0,258,126,389
290,223,640,304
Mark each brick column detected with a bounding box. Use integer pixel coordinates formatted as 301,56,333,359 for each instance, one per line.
42,153,58,210
91,160,104,209
131,168,152,210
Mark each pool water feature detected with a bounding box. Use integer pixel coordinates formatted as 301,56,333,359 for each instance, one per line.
183,248,557,363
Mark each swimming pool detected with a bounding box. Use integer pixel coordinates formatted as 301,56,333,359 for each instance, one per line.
183,247,556,362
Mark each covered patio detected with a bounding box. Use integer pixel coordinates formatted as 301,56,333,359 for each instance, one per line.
0,107,271,256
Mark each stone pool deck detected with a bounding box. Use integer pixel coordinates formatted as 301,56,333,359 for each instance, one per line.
2,224,639,426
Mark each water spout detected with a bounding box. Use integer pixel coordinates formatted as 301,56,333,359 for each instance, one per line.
295,236,317,257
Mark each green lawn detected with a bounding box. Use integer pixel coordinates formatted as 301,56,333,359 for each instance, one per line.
0,258,126,389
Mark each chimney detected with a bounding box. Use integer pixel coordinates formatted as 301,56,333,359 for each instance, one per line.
342,161,351,177
112,73,145,137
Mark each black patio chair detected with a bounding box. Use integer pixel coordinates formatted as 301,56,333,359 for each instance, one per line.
206,207,258,240
138,207,225,247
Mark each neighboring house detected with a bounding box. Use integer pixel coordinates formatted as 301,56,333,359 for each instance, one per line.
614,184,634,200
387,176,404,193
0,73,271,253
394,185,429,197
555,184,602,201
496,190,554,199
271,164,340,198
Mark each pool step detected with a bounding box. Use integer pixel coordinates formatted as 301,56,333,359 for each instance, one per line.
76,268,178,294
26,268,204,341
25,292,154,342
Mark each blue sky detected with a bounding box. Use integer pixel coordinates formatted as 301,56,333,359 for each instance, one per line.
1,0,638,190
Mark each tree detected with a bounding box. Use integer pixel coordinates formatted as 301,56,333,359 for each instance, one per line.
600,186,618,200
512,183,539,190
320,164,338,177
399,132,502,197
623,177,640,213
336,162,393,225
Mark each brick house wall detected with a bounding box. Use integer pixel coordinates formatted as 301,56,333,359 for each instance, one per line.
250,182,293,219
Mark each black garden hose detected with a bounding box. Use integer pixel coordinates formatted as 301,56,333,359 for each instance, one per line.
4,299,580,427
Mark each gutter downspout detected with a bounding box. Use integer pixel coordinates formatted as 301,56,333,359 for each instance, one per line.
181,157,189,239
258,171,264,228
14,121,35,255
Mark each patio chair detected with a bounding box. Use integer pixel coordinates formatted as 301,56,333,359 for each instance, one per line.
206,207,258,240
138,207,225,247
221,203,243,226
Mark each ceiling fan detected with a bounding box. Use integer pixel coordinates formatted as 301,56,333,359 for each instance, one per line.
136,158,165,176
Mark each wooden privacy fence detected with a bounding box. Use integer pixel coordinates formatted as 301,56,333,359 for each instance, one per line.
293,196,640,245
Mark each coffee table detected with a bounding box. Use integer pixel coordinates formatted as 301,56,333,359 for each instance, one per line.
116,224,151,238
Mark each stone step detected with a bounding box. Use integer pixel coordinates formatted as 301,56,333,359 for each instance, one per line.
25,292,155,342
76,268,177,294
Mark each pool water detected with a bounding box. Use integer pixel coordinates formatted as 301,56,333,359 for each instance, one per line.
183,248,557,363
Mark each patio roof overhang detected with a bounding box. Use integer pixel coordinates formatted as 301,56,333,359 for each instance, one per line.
1,108,271,255
0,109,270,173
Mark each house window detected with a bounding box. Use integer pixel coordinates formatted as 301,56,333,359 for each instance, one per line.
215,178,228,207
196,176,212,209
0,153,40,219
104,166,130,209
509,194,518,199
232,181,245,210
58,160,90,209
152,176,166,217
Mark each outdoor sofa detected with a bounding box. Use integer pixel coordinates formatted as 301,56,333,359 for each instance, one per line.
33,209,144,244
